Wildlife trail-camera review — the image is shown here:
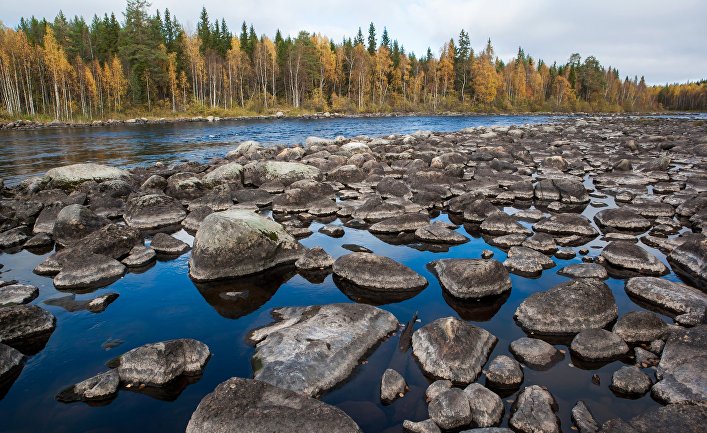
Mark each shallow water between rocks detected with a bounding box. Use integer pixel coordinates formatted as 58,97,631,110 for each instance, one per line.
0,114,704,433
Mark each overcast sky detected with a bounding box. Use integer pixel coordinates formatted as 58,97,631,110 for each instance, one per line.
2,0,704,84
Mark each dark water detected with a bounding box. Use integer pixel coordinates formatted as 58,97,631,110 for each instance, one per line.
0,175,682,432
0,114,562,186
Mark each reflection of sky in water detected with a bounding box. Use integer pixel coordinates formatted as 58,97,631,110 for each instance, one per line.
1,186,681,432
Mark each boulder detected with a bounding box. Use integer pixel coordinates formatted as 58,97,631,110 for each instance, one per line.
558,263,608,279
612,311,668,343
652,325,707,404
124,194,186,231
244,161,321,186
248,303,398,396
485,355,523,389
412,317,497,384
45,163,129,189
480,213,530,236
610,366,651,396
534,213,597,238
668,236,707,289
430,259,511,299
0,305,56,346
601,241,668,276
52,204,109,246
534,178,588,203
571,401,599,433
56,370,120,402
0,343,24,382
426,379,453,401
594,208,651,232
0,284,39,307
509,337,563,369
570,329,629,362
185,377,361,433
380,368,407,402
503,246,555,276
402,419,441,433
463,383,504,427
415,222,468,244
333,252,427,292
203,162,244,187
428,388,472,430
369,213,430,233
150,233,190,256
121,245,156,268
515,279,618,335
53,252,126,290
189,210,303,281
109,338,210,386
625,277,707,319
295,247,334,271
509,386,560,433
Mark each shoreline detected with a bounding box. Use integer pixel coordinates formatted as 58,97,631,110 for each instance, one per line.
1,110,703,132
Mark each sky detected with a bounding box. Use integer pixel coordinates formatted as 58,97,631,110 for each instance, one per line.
2,0,705,85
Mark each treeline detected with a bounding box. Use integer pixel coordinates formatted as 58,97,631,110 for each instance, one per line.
0,0,705,121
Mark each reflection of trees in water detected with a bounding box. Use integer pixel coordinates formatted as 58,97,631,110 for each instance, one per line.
193,264,296,319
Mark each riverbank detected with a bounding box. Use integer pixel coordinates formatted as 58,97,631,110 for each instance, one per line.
0,115,706,433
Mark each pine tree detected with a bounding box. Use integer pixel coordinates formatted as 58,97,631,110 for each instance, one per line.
367,22,376,54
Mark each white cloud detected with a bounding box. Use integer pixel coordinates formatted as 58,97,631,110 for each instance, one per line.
2,0,704,84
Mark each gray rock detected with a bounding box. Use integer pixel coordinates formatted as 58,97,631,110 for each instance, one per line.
124,193,186,231
319,224,344,238
431,259,511,299
625,277,707,319
24,232,53,248
110,338,210,386
244,161,321,186
333,252,427,292
463,383,504,427
652,325,707,404
600,241,668,276
503,246,555,276
571,401,599,433
558,263,608,279
189,209,303,281
56,370,120,402
480,213,530,236
415,222,468,244
70,223,142,260
0,226,29,249
595,208,651,232
295,247,334,271
535,178,588,203
248,303,398,396
0,304,56,345
522,232,557,254
459,428,513,433
44,163,129,189
570,329,629,362
32,203,63,234
165,173,206,200
412,316,497,384
380,368,407,402
462,199,501,223
612,311,669,343
667,236,707,289
45,293,119,313
52,204,109,247
534,214,598,238
426,379,453,401
509,337,563,369
0,343,24,382
203,162,244,187
403,419,441,433
509,385,559,433
428,388,473,430
0,284,39,307
150,233,190,255
185,377,361,433
515,279,618,335
485,355,523,389
53,252,126,290
369,213,430,233
121,245,156,268
625,403,706,433
555,247,577,259
610,366,652,396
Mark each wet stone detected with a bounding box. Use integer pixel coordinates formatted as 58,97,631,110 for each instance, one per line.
368,213,430,234
570,329,629,362
430,259,511,299
572,401,599,433
295,247,334,271
463,383,504,427
485,354,523,389
415,222,468,244
428,388,473,430
509,337,563,369
594,208,651,232
612,311,669,344
0,305,56,346
56,370,120,402
333,252,427,292
610,366,652,396
121,245,157,268
380,368,407,403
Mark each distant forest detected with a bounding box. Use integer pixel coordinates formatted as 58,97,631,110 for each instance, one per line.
1,0,705,121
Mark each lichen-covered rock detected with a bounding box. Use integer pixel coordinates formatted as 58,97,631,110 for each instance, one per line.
570,329,629,362
428,388,473,430
503,246,555,276
189,209,303,281
186,377,361,433
53,252,126,290
426,379,453,401
595,208,651,232
333,252,427,292
380,368,407,402
248,303,398,396
412,316,497,384
56,370,120,402
45,163,129,189
431,259,511,299
402,419,441,433
625,277,707,320
612,311,669,343
203,162,244,187
244,161,321,186
610,366,651,396
369,213,430,233
110,338,210,386
0,305,56,345
534,213,597,238
150,233,190,255
52,204,109,247
652,325,707,404
295,247,334,271
0,284,39,307
571,401,599,433
509,386,560,433
124,193,186,231
667,236,707,289
415,222,468,244
509,337,563,369
600,241,668,276
480,213,530,236
485,355,523,389
515,279,618,335
463,383,504,427
558,263,608,279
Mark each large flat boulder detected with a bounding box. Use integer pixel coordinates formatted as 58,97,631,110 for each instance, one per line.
515,279,618,335
668,236,707,290
601,241,668,276
244,161,321,186
248,303,398,396
625,277,707,320
45,163,129,189
189,210,303,281
652,325,707,404
0,305,56,346
430,259,511,299
333,252,427,292
185,377,361,433
412,316,497,384
124,193,186,231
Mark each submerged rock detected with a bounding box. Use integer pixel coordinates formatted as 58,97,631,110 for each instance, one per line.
333,252,427,292
430,259,511,299
56,370,120,402
189,209,303,281
412,316,497,384
515,279,618,335
185,377,361,433
109,338,210,386
248,303,398,396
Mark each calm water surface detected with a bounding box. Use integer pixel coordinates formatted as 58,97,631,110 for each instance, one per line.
0,115,693,433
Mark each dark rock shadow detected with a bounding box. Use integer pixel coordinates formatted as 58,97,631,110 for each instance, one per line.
0,363,24,400
333,275,426,306
442,290,510,322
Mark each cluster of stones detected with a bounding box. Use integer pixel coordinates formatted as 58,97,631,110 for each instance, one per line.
1,115,707,432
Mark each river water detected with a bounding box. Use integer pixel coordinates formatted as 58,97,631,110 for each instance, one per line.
0,114,697,433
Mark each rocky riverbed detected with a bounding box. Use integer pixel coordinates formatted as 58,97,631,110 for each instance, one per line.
0,115,706,432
